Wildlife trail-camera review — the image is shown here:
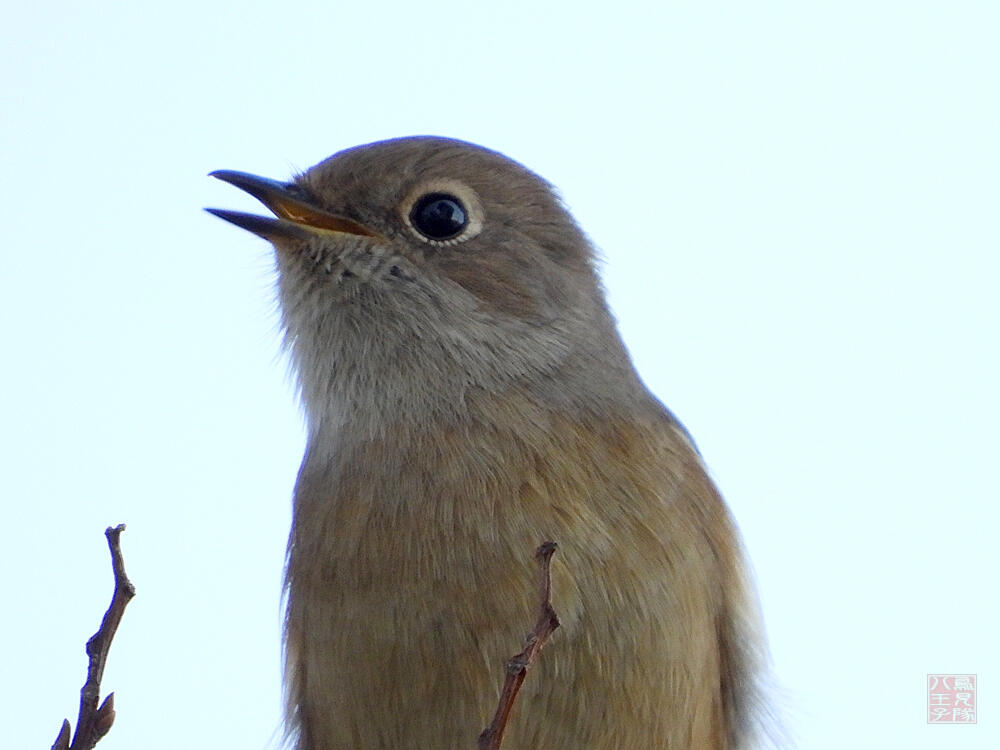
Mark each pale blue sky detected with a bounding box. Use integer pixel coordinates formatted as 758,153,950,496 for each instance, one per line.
2,2,997,749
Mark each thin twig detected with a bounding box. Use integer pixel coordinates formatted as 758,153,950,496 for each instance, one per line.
478,541,560,750
51,525,135,750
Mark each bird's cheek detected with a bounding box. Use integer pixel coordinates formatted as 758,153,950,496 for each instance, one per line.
435,256,544,322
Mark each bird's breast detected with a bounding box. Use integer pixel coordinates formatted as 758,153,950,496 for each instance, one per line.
283,390,738,749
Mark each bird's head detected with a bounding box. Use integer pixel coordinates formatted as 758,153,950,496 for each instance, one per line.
209,137,639,435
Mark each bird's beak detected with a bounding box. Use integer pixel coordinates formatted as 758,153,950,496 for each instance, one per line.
206,170,378,241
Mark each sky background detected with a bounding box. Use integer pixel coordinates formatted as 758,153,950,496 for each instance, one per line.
2,2,997,748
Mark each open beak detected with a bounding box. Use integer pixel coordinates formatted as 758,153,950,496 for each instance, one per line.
206,170,378,241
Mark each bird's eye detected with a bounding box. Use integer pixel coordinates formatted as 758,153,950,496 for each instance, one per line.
409,193,468,241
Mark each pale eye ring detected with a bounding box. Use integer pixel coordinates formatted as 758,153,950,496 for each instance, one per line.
401,179,484,246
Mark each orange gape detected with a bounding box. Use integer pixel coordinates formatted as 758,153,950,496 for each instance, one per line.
210,136,773,750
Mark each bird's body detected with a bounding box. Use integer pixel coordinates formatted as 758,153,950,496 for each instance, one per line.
210,137,769,749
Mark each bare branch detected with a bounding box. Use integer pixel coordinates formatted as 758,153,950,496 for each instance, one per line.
478,541,560,750
53,524,135,750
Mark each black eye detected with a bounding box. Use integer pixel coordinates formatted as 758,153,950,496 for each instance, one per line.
410,193,467,241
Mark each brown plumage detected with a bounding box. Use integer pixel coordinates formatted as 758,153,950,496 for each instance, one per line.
209,136,772,749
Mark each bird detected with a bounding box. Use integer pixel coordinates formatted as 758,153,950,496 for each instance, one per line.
207,136,772,750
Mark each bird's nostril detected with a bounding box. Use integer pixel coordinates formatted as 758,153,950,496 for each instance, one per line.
284,182,308,199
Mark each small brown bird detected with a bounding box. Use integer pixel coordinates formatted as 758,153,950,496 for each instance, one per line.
208,137,771,749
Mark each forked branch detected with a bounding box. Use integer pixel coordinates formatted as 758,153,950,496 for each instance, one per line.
51,525,135,750
478,541,560,750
